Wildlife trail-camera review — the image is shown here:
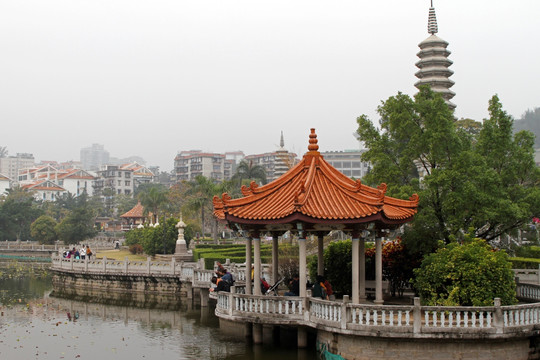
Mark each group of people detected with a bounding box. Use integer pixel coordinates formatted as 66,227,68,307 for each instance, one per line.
63,245,93,260
210,263,235,292
284,274,333,299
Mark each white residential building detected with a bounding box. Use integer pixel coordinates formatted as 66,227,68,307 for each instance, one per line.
0,153,35,181
0,174,11,196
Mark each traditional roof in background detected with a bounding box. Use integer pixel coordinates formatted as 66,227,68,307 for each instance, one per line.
120,202,145,218
213,129,419,232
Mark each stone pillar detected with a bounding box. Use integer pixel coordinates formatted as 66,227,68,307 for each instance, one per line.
253,232,261,296
375,236,384,305
413,297,421,334
298,236,307,298
351,237,359,304
317,234,324,276
359,237,366,301
272,233,279,286
200,288,210,307
297,327,308,348
494,297,503,334
253,323,263,344
245,237,252,295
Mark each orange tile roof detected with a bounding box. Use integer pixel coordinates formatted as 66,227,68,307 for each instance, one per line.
120,202,145,218
213,129,418,228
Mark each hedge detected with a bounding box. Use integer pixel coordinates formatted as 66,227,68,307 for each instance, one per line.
509,257,540,269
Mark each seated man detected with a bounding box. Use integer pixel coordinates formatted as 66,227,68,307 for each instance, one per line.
284,274,300,296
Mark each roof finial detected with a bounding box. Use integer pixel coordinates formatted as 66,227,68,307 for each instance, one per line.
428,1,438,35
280,131,284,148
308,128,319,152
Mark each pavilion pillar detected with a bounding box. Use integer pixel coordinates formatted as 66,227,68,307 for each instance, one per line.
359,236,366,301
351,234,359,304
253,231,262,296
375,236,384,305
245,236,252,295
317,234,324,276
271,232,279,285
298,234,307,298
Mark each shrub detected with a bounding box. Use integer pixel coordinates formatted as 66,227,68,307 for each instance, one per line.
413,237,517,306
129,244,143,255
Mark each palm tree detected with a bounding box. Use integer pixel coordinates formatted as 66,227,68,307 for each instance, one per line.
232,160,267,186
183,176,222,243
138,186,168,224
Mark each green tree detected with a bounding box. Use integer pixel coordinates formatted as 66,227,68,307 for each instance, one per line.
183,176,223,242
54,193,97,244
0,186,42,240
30,215,58,244
232,160,267,186
413,236,517,306
138,185,168,224
357,88,540,252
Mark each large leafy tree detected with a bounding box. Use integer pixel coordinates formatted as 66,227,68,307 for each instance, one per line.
55,193,97,244
30,215,58,244
0,186,43,240
413,236,517,306
357,88,540,253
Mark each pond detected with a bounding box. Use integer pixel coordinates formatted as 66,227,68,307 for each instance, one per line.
0,262,317,360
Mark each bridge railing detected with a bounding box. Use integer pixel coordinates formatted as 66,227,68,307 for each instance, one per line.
215,292,540,338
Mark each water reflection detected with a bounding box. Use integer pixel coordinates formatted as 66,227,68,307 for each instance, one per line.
0,266,316,360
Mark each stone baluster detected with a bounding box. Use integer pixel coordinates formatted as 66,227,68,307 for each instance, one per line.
102,256,107,272
124,257,129,274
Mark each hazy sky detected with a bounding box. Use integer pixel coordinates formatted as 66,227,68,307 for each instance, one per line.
1,0,539,171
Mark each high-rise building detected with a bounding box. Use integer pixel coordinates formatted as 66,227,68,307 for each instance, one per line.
80,144,110,171
415,1,456,109
0,153,35,181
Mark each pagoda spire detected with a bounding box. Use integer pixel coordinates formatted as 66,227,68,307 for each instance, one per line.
427,1,438,35
280,131,284,148
415,1,456,110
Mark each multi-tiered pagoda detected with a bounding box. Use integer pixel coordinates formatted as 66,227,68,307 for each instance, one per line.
415,2,456,110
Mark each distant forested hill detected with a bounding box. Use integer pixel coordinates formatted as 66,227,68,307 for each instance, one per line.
514,108,540,148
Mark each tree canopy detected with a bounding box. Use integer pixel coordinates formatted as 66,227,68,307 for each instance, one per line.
357,87,540,253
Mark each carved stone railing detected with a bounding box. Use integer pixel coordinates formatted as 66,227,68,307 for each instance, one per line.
215,293,540,339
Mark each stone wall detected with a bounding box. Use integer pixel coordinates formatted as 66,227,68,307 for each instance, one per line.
51,271,190,309
317,330,539,360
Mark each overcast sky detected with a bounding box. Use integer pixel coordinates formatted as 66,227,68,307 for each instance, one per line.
1,0,538,171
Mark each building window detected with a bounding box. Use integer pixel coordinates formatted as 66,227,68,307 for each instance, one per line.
125,172,130,178
125,189,131,195
117,180,122,186
125,181,130,186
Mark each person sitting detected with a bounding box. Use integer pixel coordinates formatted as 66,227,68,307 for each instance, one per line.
210,276,230,292
312,275,328,300
260,277,270,293
284,274,300,296
323,276,334,300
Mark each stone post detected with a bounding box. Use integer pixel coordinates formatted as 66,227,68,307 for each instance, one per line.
147,256,151,275
253,233,261,296
299,236,307,298
351,237,359,304
228,291,234,316
245,237,252,295
494,297,503,334
374,236,384,305
200,288,209,307
253,323,263,344
171,257,176,275
70,256,74,270
297,327,308,348
359,237,366,301
272,233,279,286
413,297,421,334
124,257,129,274
341,295,350,330
103,256,107,272
84,256,88,272
317,234,324,276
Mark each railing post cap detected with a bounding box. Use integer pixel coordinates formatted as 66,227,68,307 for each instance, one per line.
494,298,501,306
342,295,350,303
414,297,421,306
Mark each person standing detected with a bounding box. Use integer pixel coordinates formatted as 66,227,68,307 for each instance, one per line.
80,245,86,260
86,245,93,260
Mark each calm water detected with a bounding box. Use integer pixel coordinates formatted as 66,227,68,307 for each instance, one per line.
0,264,317,360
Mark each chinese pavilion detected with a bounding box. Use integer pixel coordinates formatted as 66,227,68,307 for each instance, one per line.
213,129,419,304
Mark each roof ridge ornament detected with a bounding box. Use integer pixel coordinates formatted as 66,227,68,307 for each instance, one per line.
308,128,319,152
428,1,438,35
